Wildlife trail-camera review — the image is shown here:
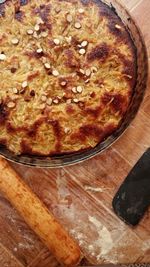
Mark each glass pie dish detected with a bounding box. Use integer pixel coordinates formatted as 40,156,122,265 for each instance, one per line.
0,0,148,168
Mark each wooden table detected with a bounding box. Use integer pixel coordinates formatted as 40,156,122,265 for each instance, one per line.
0,0,150,266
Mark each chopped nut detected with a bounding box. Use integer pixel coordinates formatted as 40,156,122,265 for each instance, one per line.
78,8,84,14
52,69,59,77
60,81,67,86
74,22,81,29
79,68,85,75
41,31,48,38
36,48,43,53
22,81,28,88
53,38,60,45
34,24,40,31
91,66,98,73
39,103,46,109
85,79,90,83
36,17,44,25
76,86,83,93
72,87,77,93
55,6,61,13
65,36,72,43
77,44,82,48
41,95,47,102
7,101,15,108
81,40,88,47
85,69,91,77
12,88,18,94
33,31,38,39
46,98,52,106
64,127,71,134
73,98,79,103
79,48,86,55
66,99,72,104
27,29,34,35
53,98,59,104
44,63,51,69
11,38,19,45
66,14,73,23
0,53,6,61
115,24,121,29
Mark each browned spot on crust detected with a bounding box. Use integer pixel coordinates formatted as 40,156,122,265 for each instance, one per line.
80,124,103,139
34,4,52,30
27,71,40,81
64,49,80,69
101,92,128,115
25,50,44,59
87,43,109,62
84,106,102,118
15,10,24,22
0,102,9,125
66,104,75,114
48,120,61,151
27,118,45,137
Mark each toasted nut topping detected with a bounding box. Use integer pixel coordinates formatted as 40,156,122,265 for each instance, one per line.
41,95,47,102
85,79,90,83
55,6,61,13
42,57,47,63
64,127,71,134
36,48,43,53
36,17,44,25
52,70,59,77
73,98,79,103
27,29,34,35
0,53,6,61
46,98,52,106
81,40,88,47
11,38,19,45
65,36,72,43
34,24,40,31
72,87,77,93
41,31,48,38
22,81,28,88
12,88,18,94
78,8,84,13
79,48,86,55
53,98,59,104
91,66,98,72
39,103,46,109
66,14,73,23
44,63,51,69
75,22,81,29
79,68,85,74
115,24,121,29
76,86,83,93
60,81,67,86
66,99,72,104
7,101,15,108
85,69,91,77
53,38,60,45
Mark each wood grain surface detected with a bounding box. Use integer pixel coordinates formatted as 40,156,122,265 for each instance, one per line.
0,0,150,266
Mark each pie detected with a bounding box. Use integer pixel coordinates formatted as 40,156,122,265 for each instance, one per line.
0,0,136,155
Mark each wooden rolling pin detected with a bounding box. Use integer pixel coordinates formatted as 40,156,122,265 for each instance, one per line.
0,158,81,266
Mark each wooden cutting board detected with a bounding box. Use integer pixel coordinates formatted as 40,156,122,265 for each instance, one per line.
0,0,150,266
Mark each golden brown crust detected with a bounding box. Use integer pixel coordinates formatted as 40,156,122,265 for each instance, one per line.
0,0,136,156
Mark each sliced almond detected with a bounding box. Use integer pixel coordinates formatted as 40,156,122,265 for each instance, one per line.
79,68,85,75
85,69,91,77
72,87,77,93
53,98,59,104
85,78,90,83
41,95,47,102
75,22,81,29
7,101,15,108
55,6,61,13
91,66,98,73
64,127,71,134
12,88,18,94
66,99,72,104
36,48,43,53
81,40,88,47
79,48,86,55
46,98,52,106
44,63,51,69
78,8,84,14
76,86,83,93
73,98,79,103
66,14,73,23
52,70,59,77
115,24,121,29
65,36,72,43
36,17,44,25
27,29,34,35
41,31,48,38
11,38,19,45
34,24,40,31
22,81,28,88
0,53,6,61
60,81,67,86
53,38,60,45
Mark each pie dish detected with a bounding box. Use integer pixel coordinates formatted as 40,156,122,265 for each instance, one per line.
0,0,148,167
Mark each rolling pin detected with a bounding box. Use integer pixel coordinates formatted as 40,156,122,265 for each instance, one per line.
0,158,81,266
